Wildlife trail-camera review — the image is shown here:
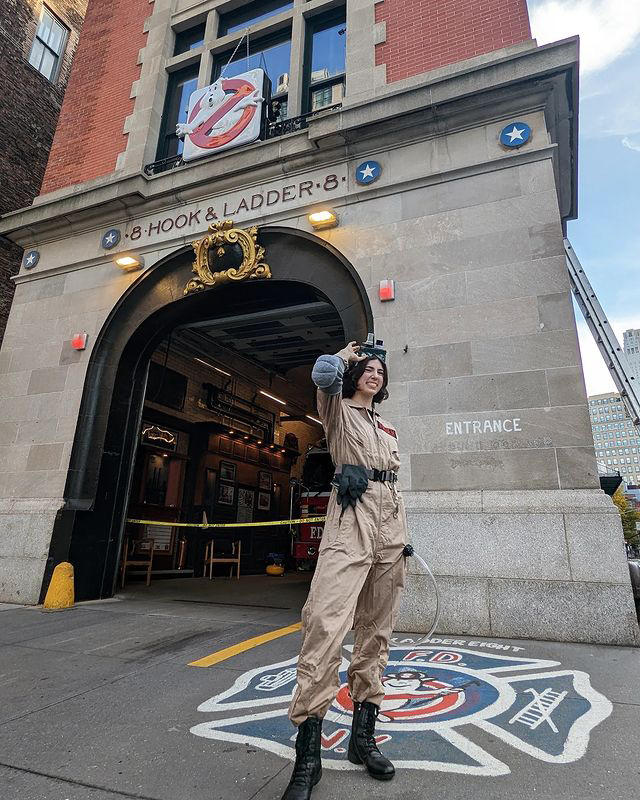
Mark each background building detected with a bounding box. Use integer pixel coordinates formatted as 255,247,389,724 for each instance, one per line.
0,1,87,345
589,391,640,486
623,328,640,379
0,0,637,645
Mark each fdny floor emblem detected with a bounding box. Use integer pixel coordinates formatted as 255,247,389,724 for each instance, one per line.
177,69,265,161
190,644,612,776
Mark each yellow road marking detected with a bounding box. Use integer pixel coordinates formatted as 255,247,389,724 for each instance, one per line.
188,621,302,667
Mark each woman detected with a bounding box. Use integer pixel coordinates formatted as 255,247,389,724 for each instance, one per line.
282,341,407,800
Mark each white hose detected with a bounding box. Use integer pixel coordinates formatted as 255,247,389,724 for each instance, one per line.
406,548,440,645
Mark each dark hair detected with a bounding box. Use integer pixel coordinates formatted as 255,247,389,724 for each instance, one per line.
342,356,389,404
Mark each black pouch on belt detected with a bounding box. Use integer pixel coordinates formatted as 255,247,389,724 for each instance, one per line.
333,465,369,512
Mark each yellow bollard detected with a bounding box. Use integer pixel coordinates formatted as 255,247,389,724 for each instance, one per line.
43,562,74,610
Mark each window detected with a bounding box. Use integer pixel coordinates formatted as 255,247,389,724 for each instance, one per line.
174,22,206,55
305,9,346,112
219,0,294,37
213,30,292,117
157,64,199,160
28,6,68,82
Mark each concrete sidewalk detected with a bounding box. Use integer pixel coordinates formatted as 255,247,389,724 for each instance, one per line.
0,580,638,800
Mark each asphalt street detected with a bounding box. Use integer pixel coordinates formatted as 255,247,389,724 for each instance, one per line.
0,575,638,800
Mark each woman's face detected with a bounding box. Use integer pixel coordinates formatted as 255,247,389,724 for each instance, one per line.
356,359,385,398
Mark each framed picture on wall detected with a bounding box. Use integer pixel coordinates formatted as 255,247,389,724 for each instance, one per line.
220,461,236,482
237,487,255,523
258,470,272,491
218,483,235,506
257,491,271,512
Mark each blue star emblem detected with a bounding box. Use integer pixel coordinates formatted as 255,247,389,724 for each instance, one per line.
500,122,532,149
23,250,40,270
101,228,121,250
356,160,382,185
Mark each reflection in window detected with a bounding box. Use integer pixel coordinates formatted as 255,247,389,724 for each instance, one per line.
306,10,346,113
219,0,293,36
213,33,291,116
28,6,68,82
157,65,199,160
174,22,206,55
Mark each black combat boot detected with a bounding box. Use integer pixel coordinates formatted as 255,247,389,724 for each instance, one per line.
281,716,323,800
347,701,395,781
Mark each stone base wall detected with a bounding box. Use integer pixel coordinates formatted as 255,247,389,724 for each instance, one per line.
396,490,640,645
0,498,63,604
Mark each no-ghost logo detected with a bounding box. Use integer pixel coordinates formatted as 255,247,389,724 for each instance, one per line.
190,643,612,776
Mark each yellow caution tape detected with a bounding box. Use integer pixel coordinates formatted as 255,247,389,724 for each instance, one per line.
126,515,327,529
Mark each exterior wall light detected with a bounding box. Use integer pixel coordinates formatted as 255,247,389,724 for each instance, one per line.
114,253,145,271
308,209,338,230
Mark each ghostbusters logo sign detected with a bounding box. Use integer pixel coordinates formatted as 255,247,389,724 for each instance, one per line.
190,644,612,776
177,69,265,162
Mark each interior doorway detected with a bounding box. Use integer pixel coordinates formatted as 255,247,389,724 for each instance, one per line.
43,227,372,603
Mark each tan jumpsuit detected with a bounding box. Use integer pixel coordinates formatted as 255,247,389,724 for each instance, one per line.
289,356,407,726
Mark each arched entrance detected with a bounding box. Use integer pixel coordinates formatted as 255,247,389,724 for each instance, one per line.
43,227,372,601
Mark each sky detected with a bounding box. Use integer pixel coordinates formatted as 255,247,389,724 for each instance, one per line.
528,0,640,395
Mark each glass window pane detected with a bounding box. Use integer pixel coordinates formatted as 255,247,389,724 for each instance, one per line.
310,17,346,82
215,36,291,100
48,19,66,54
40,48,57,81
219,0,293,37
158,65,199,159
175,75,199,155
310,81,343,110
29,39,45,69
174,23,206,55
38,11,53,42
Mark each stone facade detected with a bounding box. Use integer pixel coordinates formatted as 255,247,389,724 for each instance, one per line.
0,0,87,346
0,1,636,643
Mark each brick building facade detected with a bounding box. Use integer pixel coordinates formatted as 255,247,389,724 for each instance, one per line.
0,0,637,644
0,0,87,344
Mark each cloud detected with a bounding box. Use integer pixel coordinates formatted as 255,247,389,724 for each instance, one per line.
622,136,640,152
576,315,640,396
529,0,640,75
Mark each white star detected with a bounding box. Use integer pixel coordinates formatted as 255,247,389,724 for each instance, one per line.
506,126,525,143
359,163,376,180
26,253,35,265
105,231,116,244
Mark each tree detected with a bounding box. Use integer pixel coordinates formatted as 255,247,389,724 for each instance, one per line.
612,488,640,545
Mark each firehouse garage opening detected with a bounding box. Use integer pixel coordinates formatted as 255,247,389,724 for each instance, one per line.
125,289,343,597
53,227,371,605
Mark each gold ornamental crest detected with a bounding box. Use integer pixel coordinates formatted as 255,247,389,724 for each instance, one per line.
184,219,271,295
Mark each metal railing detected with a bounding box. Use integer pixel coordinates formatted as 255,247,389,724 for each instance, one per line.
143,104,341,177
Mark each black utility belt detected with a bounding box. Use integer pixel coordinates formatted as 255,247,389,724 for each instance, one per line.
334,467,398,484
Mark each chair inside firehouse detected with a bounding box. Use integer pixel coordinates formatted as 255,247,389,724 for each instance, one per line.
121,537,156,587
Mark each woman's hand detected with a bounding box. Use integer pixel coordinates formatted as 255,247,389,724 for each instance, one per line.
336,341,367,365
